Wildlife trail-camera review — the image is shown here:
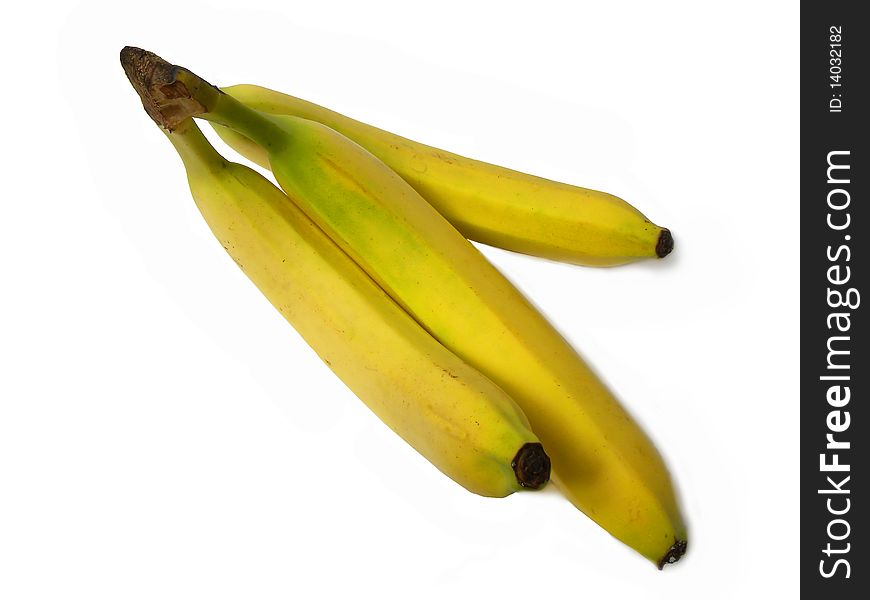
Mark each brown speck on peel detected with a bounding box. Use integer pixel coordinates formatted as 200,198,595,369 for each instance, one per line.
442,368,458,379
511,442,550,489
657,539,687,569
655,228,674,258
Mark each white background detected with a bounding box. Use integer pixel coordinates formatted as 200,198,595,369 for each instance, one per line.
0,1,799,598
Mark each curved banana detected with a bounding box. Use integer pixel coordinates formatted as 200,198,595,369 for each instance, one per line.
122,48,686,567
123,89,551,495
211,84,672,267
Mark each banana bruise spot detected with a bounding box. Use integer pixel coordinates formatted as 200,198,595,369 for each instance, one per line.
511,442,551,489
655,228,674,258
657,539,687,570
120,46,209,130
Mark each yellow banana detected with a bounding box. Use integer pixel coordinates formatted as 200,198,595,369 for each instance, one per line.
211,84,673,267
122,65,551,496
123,48,686,567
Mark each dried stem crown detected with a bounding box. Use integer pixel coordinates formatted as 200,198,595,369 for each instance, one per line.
120,46,207,130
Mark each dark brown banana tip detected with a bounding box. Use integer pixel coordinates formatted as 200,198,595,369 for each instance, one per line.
511,442,551,489
657,539,688,570
120,46,206,130
655,228,674,258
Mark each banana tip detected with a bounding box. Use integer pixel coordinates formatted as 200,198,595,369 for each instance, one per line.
512,442,551,490
657,539,688,570
655,229,674,258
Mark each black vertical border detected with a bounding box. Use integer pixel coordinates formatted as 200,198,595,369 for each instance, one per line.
802,3,867,596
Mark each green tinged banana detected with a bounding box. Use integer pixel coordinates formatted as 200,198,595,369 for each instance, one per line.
122,53,551,497
211,84,673,266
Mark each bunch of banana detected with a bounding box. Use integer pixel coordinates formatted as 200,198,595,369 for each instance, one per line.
121,47,686,568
